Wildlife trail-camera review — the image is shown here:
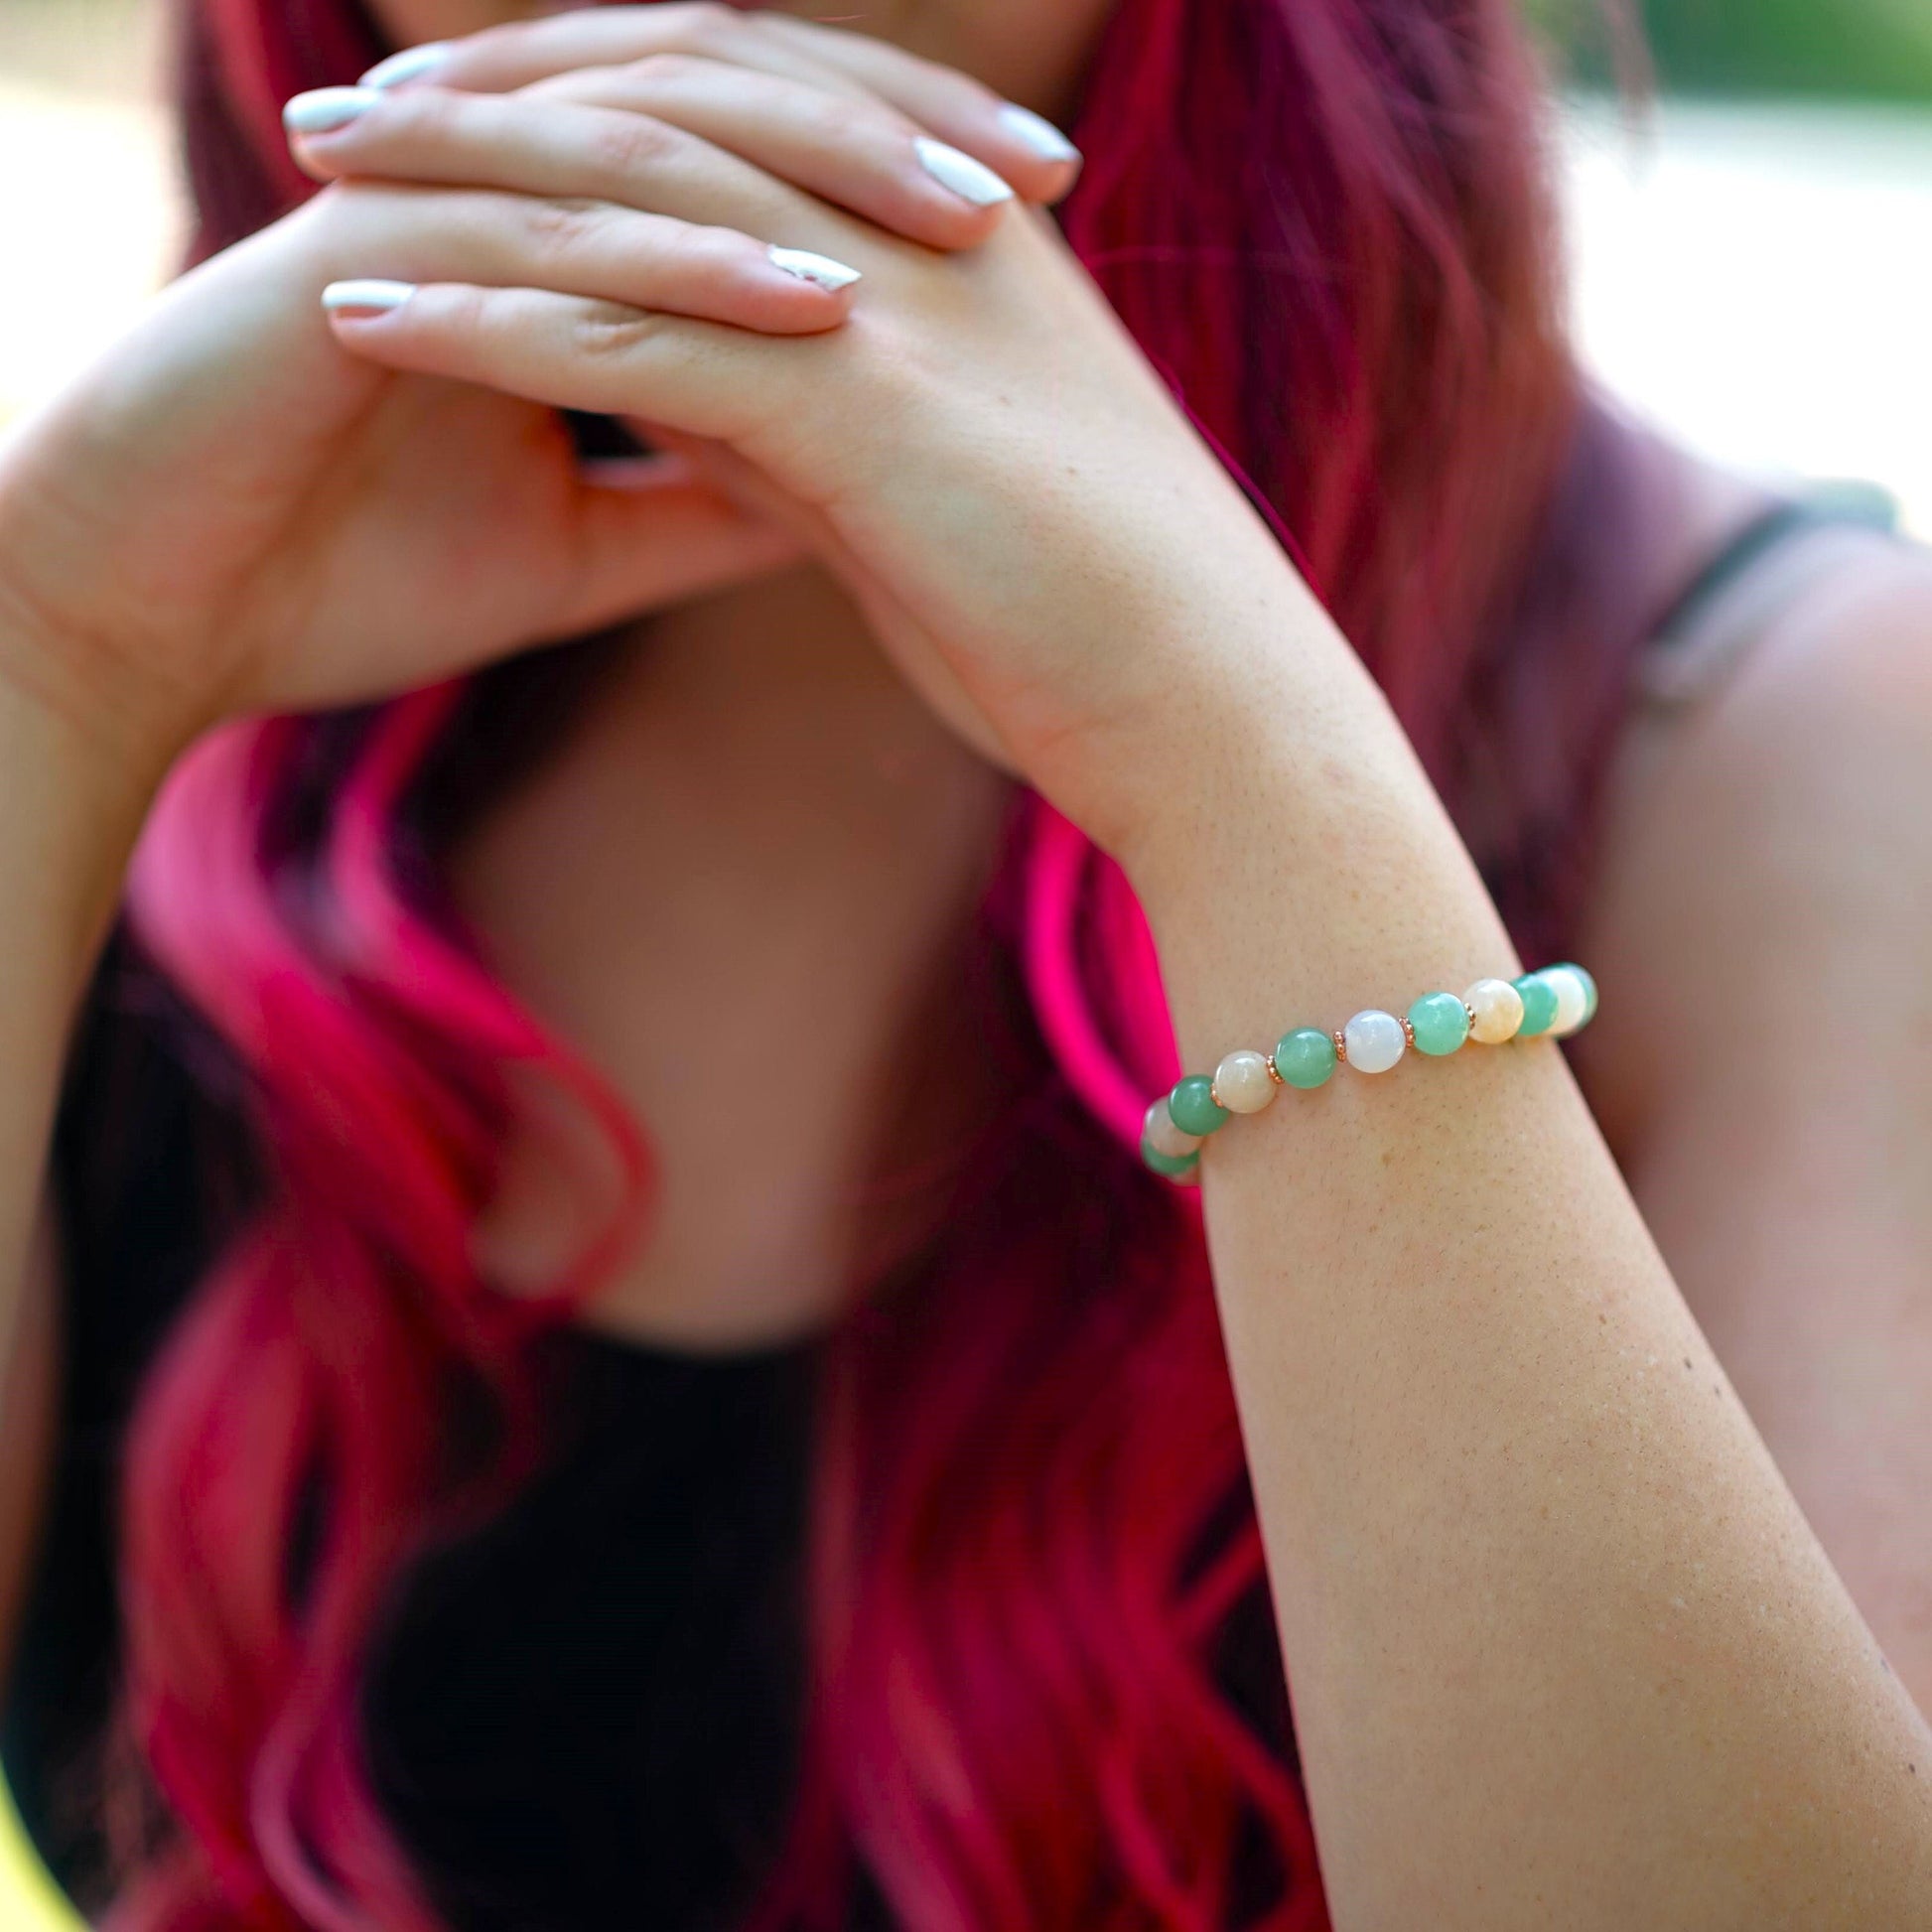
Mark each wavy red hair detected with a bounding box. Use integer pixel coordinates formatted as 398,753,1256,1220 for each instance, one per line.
107,0,1637,1925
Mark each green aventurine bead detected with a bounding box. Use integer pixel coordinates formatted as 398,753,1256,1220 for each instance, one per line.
1275,1027,1338,1090
1408,991,1471,1056
1141,1138,1201,1179
1513,972,1559,1038
1168,1075,1229,1138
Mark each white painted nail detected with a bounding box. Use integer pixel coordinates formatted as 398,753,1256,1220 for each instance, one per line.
997,102,1081,165
359,40,453,89
284,87,378,135
913,136,1014,207
767,246,863,292
322,279,416,317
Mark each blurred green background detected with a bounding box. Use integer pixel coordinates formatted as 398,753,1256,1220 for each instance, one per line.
1539,0,1932,98
0,1,1928,1927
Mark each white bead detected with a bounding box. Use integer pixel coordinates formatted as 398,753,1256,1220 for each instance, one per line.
1543,966,1590,1037
1213,1049,1277,1116
1463,977,1525,1045
1143,1098,1202,1160
1342,1009,1406,1074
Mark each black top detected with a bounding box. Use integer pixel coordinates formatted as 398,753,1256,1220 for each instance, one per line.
4,940,825,1929
361,1335,818,1932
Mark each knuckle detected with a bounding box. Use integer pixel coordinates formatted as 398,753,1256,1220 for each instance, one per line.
569,306,665,361
303,180,393,258
799,89,882,148
582,109,682,179
623,50,706,90
441,284,493,339
668,2,738,52
522,196,608,262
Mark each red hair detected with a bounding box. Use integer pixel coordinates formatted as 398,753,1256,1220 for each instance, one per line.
109,0,1640,1925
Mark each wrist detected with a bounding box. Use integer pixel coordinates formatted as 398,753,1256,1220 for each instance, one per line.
1106,580,1415,909
0,437,221,793
0,610,180,973
1112,630,1518,1068
0,551,203,777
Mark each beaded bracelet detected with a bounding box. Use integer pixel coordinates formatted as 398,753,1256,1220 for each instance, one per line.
1142,963,1597,1180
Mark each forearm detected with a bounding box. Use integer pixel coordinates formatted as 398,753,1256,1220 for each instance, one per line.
1125,595,1932,1929
0,634,163,1411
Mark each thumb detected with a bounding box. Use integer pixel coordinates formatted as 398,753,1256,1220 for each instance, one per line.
555,451,806,634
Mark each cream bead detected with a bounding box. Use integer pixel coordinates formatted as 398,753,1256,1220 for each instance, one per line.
1543,965,1590,1037
1213,1048,1278,1116
1143,1098,1203,1160
1463,977,1525,1045
1342,1009,1406,1074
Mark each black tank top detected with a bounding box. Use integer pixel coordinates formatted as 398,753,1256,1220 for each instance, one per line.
4,937,825,1929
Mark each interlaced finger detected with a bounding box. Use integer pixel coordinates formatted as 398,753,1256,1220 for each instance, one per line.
356,3,1081,203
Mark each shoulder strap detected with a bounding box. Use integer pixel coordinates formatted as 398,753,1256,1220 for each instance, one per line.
1636,483,1903,708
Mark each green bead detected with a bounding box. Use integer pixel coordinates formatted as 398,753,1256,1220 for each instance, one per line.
1408,991,1471,1056
1141,1137,1201,1179
1168,1075,1229,1138
1274,1027,1337,1090
1513,972,1558,1038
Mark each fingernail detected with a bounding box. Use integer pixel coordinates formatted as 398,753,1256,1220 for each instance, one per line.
767,246,863,292
284,87,378,135
913,136,1014,208
359,40,452,89
322,279,416,317
997,102,1081,166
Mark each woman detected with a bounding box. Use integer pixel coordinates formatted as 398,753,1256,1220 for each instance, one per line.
1,0,1929,1925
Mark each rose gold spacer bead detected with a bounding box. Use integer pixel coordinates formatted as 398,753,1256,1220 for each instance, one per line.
1332,1028,1348,1065
1464,1001,1478,1027
1402,1017,1417,1047
1265,1054,1285,1085
1209,1082,1222,1110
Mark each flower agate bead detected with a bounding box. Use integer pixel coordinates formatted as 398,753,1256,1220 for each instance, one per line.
1464,977,1525,1044
1275,1027,1338,1090
1512,972,1559,1038
1542,963,1598,1037
1342,1009,1406,1074
1214,1049,1277,1116
1169,1075,1229,1138
1407,991,1470,1057
1143,1098,1202,1162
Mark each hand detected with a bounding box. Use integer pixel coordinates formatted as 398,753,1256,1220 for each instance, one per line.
306,7,1311,858
0,7,1064,776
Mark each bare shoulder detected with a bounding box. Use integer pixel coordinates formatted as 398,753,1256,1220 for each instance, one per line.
1574,533,1932,1701
1576,530,1932,1154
